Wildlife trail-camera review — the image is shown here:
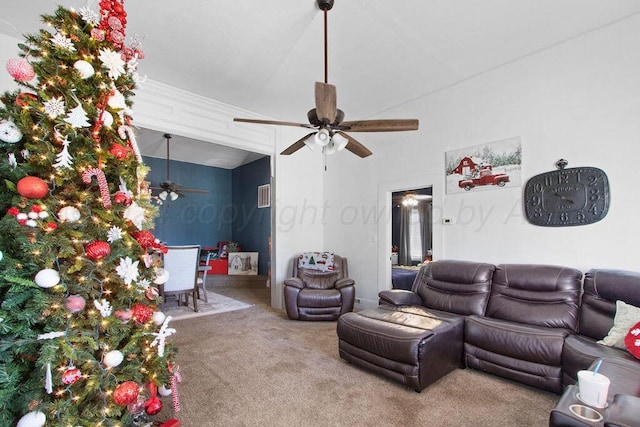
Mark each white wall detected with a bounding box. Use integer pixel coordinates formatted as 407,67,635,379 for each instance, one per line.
322,14,640,307
272,127,325,308
4,14,638,311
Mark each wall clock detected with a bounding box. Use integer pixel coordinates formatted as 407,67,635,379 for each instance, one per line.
524,159,610,227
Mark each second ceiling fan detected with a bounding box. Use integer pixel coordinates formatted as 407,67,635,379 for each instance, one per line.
152,133,209,201
233,0,419,158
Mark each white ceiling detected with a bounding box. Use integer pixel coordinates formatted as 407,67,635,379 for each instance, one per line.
2,0,640,167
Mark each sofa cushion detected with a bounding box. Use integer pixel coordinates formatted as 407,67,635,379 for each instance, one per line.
465,315,570,393
413,260,495,316
599,300,640,350
298,288,341,308
486,264,582,330
562,333,636,386
466,315,569,366
579,269,640,340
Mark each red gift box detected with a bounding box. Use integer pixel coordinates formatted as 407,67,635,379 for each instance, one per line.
158,419,181,427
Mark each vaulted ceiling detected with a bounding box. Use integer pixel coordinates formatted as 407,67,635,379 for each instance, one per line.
2,1,640,167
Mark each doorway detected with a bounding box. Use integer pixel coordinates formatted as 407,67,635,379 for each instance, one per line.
392,187,433,266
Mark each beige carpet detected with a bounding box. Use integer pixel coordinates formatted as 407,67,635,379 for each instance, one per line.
162,291,252,321
157,286,557,426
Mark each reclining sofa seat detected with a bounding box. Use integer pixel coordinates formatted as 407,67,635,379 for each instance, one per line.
337,260,495,392
561,268,640,386
464,264,583,393
283,254,355,321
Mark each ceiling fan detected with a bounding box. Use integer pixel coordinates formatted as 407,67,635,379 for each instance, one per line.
151,133,209,201
233,0,419,158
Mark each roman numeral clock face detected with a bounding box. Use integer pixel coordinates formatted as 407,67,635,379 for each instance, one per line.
524,167,610,226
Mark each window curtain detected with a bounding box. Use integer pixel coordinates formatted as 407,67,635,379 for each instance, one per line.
418,202,432,260
398,205,412,266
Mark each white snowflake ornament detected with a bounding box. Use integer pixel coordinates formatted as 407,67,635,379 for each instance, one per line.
99,48,125,80
107,225,123,243
93,299,112,317
43,97,66,118
79,7,100,25
50,32,76,51
116,256,139,285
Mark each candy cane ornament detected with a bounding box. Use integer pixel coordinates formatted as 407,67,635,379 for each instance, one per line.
118,123,142,162
82,168,112,208
169,363,181,412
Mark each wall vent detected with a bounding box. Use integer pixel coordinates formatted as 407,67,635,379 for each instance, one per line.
258,184,271,208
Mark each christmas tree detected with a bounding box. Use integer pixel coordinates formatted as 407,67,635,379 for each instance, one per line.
0,2,179,425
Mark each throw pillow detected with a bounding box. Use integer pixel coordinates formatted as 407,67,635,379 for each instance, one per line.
625,321,640,360
598,300,640,350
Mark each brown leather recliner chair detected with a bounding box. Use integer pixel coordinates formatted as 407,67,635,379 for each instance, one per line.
284,254,355,321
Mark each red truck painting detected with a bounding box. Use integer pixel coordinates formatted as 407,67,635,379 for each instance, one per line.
458,166,509,191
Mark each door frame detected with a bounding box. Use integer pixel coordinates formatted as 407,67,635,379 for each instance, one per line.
377,174,443,295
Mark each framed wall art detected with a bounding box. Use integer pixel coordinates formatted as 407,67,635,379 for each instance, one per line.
227,252,259,275
445,136,522,194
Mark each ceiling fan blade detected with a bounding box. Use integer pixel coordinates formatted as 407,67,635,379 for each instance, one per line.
337,132,373,158
281,132,317,155
181,188,209,194
339,119,419,132
234,118,315,129
315,82,337,124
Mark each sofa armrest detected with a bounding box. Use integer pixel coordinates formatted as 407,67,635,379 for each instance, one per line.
283,277,305,289
378,289,422,307
605,394,640,426
335,278,355,289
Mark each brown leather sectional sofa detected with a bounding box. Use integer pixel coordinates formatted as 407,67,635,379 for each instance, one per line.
336,260,640,424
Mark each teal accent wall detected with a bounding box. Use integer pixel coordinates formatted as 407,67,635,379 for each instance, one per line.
232,157,271,275
143,155,271,275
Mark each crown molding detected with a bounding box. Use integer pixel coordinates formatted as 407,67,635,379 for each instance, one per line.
132,79,277,155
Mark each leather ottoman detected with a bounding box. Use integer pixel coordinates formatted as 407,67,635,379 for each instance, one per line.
337,305,465,392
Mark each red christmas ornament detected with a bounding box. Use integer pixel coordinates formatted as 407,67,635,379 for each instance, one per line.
114,191,132,206
113,381,139,406
15,92,37,107
6,58,35,82
62,366,82,385
85,241,111,260
132,230,155,250
131,303,154,324
17,176,49,199
109,143,129,160
625,321,640,360
144,395,162,415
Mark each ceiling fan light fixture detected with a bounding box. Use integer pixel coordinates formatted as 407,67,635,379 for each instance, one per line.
158,191,168,201
304,134,321,151
314,128,331,146
169,191,179,201
332,132,348,151
402,194,419,207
